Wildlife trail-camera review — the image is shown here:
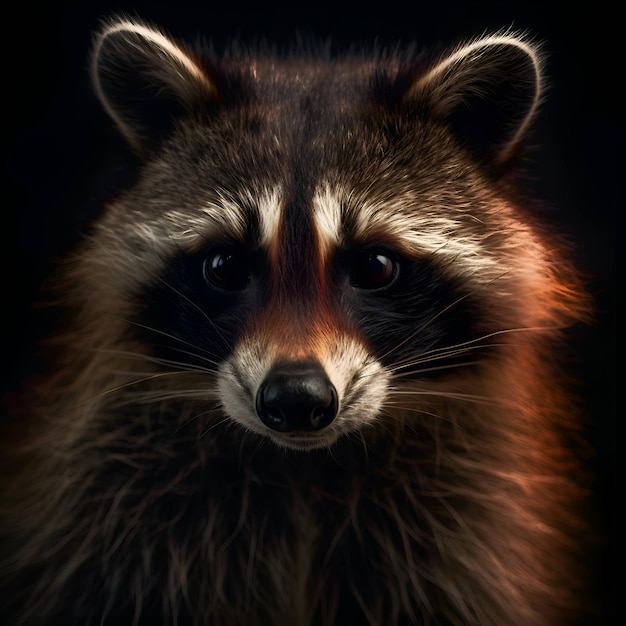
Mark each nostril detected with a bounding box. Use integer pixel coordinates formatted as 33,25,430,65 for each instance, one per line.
309,385,338,430
256,386,290,432
256,361,338,433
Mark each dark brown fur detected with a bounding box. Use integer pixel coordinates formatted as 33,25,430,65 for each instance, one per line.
1,17,593,626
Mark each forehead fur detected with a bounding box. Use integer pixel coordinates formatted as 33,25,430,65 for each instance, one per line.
84,24,559,326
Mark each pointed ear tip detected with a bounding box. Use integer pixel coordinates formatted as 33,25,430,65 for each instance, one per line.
89,14,217,153
92,14,175,63
448,29,543,66
470,28,543,49
404,29,546,172
475,30,546,76
91,16,141,66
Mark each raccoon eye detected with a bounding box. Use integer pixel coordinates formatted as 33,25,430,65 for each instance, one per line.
350,249,398,290
202,247,251,291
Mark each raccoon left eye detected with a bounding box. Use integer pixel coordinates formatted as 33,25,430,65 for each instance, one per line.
202,247,251,291
350,249,398,290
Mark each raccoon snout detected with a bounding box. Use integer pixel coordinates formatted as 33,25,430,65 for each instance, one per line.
255,360,338,433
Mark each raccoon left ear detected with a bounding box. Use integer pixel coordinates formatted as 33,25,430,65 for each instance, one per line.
91,16,217,153
407,32,543,172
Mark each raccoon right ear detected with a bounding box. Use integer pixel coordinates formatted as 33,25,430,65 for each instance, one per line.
406,31,543,173
91,16,217,153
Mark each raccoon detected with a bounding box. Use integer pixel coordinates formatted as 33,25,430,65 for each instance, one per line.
1,15,593,626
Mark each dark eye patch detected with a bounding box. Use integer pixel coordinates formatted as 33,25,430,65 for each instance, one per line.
131,236,487,380
133,243,266,368
338,247,488,376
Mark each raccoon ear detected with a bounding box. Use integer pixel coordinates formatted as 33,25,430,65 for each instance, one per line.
407,32,543,172
91,16,216,153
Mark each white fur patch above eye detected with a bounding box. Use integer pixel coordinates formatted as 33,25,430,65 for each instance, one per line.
255,187,283,249
312,182,496,269
89,186,284,300
120,186,283,252
312,184,345,253
311,182,551,310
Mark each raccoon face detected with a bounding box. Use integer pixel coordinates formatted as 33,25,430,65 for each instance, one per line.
87,18,571,451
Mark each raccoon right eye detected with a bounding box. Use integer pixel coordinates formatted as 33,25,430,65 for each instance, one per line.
202,247,251,291
349,248,399,290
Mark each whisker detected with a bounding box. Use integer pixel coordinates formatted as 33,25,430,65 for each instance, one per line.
387,388,503,407
377,289,478,364
198,414,232,440
122,388,218,403
372,325,565,387
91,346,220,373
382,402,461,426
388,325,560,371
111,317,223,370
389,360,482,378
71,371,218,413
375,268,517,366
152,275,232,350
357,429,371,463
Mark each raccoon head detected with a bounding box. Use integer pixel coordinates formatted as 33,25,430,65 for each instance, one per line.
85,17,580,451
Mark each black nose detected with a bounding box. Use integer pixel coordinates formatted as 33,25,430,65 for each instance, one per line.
256,360,338,433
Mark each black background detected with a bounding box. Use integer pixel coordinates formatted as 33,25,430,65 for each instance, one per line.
1,2,616,622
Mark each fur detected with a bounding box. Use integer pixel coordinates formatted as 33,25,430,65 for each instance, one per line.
1,16,592,626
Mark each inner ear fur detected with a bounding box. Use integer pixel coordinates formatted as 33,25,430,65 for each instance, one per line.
406,32,544,173
91,16,217,153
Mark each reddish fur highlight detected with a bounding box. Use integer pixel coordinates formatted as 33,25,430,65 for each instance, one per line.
0,19,595,626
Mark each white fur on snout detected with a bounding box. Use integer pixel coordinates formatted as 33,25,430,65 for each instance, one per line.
217,336,389,450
